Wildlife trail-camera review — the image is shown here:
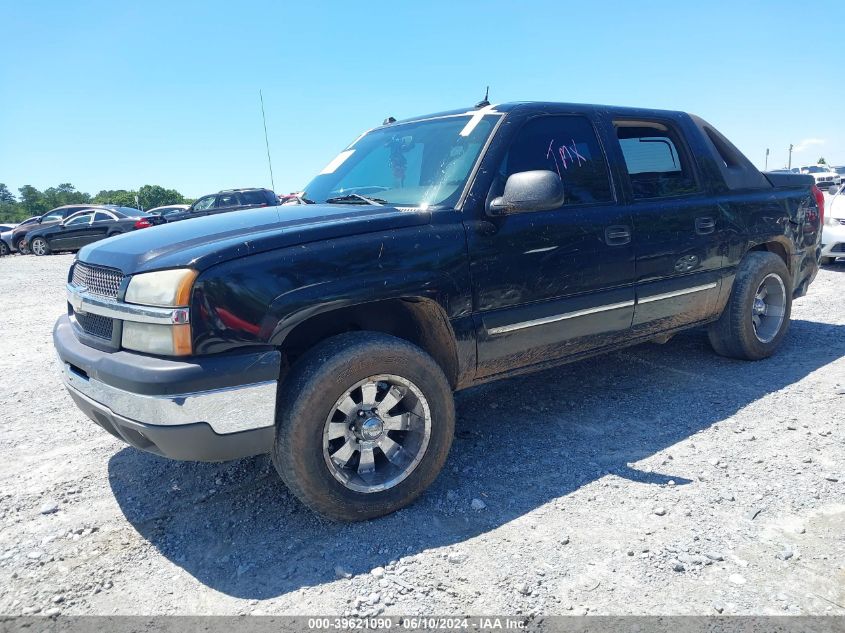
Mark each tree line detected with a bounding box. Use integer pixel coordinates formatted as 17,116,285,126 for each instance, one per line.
0,183,194,223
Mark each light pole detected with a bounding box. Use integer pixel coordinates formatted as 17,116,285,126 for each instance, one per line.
765,148,769,171
788,144,793,170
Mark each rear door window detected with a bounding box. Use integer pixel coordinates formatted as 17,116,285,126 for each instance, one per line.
65,213,94,226
614,121,698,199
93,212,114,222
238,190,267,205
495,115,614,206
216,193,239,208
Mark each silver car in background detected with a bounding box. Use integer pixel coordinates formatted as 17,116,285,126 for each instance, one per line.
0,221,24,256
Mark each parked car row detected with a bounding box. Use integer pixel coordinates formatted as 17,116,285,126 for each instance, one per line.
1,188,280,257
769,165,844,189
799,164,842,188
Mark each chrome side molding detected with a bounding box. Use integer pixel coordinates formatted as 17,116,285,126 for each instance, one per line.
488,281,718,336
637,282,717,304
488,300,635,335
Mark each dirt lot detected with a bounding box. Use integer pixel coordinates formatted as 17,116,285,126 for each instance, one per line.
0,253,843,617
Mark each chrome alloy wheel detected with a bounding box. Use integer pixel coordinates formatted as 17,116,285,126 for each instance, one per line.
751,273,786,343
31,238,48,256
322,374,432,493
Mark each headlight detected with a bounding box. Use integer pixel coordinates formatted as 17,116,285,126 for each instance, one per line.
125,268,197,307
122,322,193,356
122,268,197,356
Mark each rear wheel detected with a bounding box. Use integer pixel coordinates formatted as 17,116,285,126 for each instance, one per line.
708,252,791,360
30,237,51,256
272,332,455,521
0,241,8,256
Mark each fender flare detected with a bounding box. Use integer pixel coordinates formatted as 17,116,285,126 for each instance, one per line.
264,269,464,347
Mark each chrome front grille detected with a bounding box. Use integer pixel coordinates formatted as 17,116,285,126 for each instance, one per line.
74,311,114,340
71,262,123,299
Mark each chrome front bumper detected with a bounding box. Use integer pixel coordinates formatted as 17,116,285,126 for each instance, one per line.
60,360,277,435
54,313,281,461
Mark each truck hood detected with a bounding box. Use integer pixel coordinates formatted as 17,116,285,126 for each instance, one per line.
78,204,432,274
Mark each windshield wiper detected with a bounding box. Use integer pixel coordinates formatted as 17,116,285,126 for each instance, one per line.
325,193,387,206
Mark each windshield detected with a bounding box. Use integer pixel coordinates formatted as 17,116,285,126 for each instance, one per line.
803,166,828,173
303,113,501,208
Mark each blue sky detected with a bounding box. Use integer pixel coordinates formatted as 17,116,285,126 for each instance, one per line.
1,0,843,198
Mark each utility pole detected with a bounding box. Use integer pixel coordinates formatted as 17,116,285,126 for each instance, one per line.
764,148,769,171
788,144,793,170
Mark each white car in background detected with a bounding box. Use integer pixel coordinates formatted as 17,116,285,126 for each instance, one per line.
821,185,845,264
801,165,841,188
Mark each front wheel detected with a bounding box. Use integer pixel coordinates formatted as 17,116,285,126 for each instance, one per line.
0,241,8,256
272,332,455,521
30,237,51,256
16,238,29,255
708,252,792,360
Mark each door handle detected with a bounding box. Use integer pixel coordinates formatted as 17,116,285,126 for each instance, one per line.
695,216,716,235
605,225,631,246
464,220,498,236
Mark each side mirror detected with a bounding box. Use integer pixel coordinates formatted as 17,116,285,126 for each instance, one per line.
488,170,564,216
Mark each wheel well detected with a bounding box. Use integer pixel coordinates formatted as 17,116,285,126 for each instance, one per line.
280,298,459,388
748,241,790,272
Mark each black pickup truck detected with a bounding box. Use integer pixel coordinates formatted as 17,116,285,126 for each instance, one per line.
54,101,824,520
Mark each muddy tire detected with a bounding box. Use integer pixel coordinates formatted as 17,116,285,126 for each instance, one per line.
708,252,792,360
272,332,455,521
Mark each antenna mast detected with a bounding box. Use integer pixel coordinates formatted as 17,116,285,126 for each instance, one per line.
259,90,276,192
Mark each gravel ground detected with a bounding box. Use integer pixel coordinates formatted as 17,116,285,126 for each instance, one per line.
0,253,843,617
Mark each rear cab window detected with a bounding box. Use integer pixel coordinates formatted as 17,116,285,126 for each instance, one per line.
614,120,698,199
494,115,614,206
